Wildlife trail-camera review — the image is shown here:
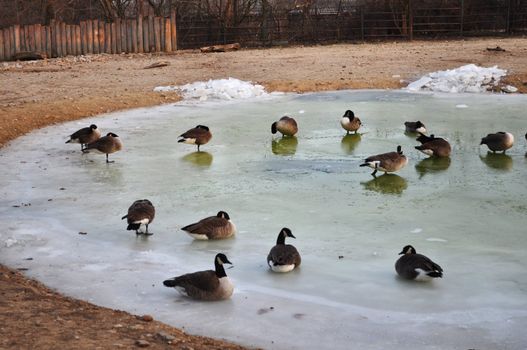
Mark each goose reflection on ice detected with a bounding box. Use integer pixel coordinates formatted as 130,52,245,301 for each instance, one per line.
272,136,298,156
340,133,361,154
480,152,513,171
415,157,451,179
182,151,213,167
362,174,408,195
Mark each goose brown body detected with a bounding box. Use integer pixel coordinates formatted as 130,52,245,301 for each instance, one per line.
66,124,101,150
82,132,122,163
360,145,408,176
272,116,298,136
480,132,514,153
178,125,212,151
121,199,155,235
267,228,301,273
405,121,427,134
395,245,443,281
340,110,362,134
415,137,451,157
181,211,236,240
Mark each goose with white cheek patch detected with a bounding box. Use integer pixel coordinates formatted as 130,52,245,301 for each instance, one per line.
395,245,443,281
163,253,234,301
66,124,101,151
272,116,298,137
178,125,212,152
121,199,155,235
340,110,362,134
405,121,427,134
415,135,451,157
360,145,408,177
82,132,122,163
181,211,236,240
267,228,301,273
480,132,514,153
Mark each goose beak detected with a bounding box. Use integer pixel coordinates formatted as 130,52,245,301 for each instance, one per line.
290,233,296,239
398,251,404,255
224,258,233,265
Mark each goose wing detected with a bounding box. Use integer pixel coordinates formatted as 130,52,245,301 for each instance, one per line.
181,216,227,234
69,126,92,139
126,200,155,224
168,270,219,292
180,127,208,139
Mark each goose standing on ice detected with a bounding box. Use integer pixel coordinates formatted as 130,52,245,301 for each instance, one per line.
395,245,443,281
340,110,362,134
415,134,451,157
82,132,122,163
267,228,301,273
480,132,514,153
163,253,234,301
272,116,298,137
178,125,212,152
360,145,408,177
181,211,236,240
66,124,101,151
121,199,155,235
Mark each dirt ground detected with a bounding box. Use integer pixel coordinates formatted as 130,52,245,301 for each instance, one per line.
1,37,526,349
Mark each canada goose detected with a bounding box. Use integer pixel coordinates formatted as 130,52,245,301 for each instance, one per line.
416,133,435,144
415,137,451,157
395,245,443,281
267,228,301,273
405,121,427,134
340,110,362,134
82,132,122,163
66,124,101,150
181,211,236,240
163,253,234,301
121,199,155,235
360,145,408,177
480,132,514,153
271,116,298,137
178,125,212,151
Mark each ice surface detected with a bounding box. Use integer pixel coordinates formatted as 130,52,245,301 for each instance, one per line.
1,90,527,349
406,64,508,93
154,77,268,101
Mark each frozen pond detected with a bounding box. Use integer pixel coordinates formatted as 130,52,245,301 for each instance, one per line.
1,90,527,349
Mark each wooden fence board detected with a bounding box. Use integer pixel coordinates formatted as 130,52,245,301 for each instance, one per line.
51,20,58,57
115,19,122,53
142,17,149,52
127,20,133,53
164,18,172,52
148,16,155,52
120,20,127,53
153,17,161,52
105,23,111,53
99,20,105,53
92,20,99,54
8,27,14,58
0,30,4,61
75,25,81,55
66,25,72,55
111,22,117,54
61,22,67,56
86,20,93,54
45,26,52,57
35,24,42,53
80,21,86,54
170,11,177,50
137,17,144,53
131,19,138,53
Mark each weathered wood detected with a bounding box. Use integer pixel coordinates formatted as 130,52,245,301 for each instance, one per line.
105,23,111,53
164,18,172,52
26,25,34,52
86,20,93,54
111,22,117,54
66,25,73,55
6,27,13,59
61,22,67,56
75,25,81,55
13,51,46,61
50,20,57,57
153,17,161,52
98,20,105,54
159,17,165,52
142,17,149,52
131,19,138,53
92,20,99,54
115,19,122,53
0,30,4,61
120,20,127,53
200,43,241,53
170,10,177,50
45,25,52,58
127,20,134,53
137,17,144,53
80,22,86,54
34,24,42,53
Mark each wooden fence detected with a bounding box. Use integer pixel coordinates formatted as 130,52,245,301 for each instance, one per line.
0,11,177,61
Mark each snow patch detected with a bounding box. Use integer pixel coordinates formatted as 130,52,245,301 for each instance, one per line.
4,238,17,247
406,64,508,93
154,78,267,101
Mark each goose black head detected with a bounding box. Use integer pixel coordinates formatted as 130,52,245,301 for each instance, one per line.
196,125,210,131
344,110,355,120
399,245,416,255
107,132,119,137
90,124,98,130
397,145,403,154
280,227,296,239
416,121,424,128
215,253,232,265
217,211,230,220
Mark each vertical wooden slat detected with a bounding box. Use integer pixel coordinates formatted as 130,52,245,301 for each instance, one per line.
60,22,67,56
0,30,4,61
159,17,165,51
92,20,99,54
9,26,16,58
45,26,52,58
14,25,21,54
105,23,111,53
86,20,93,54
143,17,149,52
153,17,161,52
121,20,127,53
137,17,144,53
98,20,105,53
111,22,117,54
80,21,86,54
148,16,155,52
115,19,122,53
34,24,42,53
26,25,34,52
164,18,172,52
131,19,138,53
66,25,72,55
19,26,25,52
75,25,81,55
127,20,133,53
51,20,58,57
170,10,177,50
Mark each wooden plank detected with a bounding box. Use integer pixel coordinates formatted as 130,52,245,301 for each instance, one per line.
26,25,34,52
0,29,4,61
131,19,138,53
98,20,105,54
153,17,161,52
164,18,172,52
51,20,58,57
115,19,122,53
137,17,144,53
34,24,42,53
61,22,67,56
9,26,16,58
45,26,52,58
75,25,81,55
80,21,86,54
14,24,22,54
92,20,99,54
159,17,165,51
120,20,127,53
66,25,72,55
105,23,111,53
127,20,133,53
19,26,25,52
170,10,177,50
111,22,117,54
148,16,155,52
142,17,149,52
86,20,93,54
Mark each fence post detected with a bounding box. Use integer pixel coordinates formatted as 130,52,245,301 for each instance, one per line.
170,10,177,50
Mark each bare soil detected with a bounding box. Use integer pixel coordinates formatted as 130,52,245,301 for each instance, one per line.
1,37,526,349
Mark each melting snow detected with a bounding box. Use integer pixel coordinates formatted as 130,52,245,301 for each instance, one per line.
406,64,508,93
154,78,267,101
